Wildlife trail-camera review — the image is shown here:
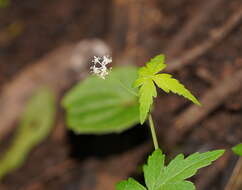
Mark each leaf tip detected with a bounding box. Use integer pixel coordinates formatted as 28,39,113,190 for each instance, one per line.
194,100,202,106
232,143,242,156
212,149,226,158
140,118,145,125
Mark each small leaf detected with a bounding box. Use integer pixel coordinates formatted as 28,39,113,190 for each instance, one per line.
153,74,201,105
133,78,145,88
62,66,140,134
116,178,147,190
134,54,201,124
146,55,166,75
139,80,157,124
0,88,56,180
138,55,166,77
232,143,242,156
143,149,165,190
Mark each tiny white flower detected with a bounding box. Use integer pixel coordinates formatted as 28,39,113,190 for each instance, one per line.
90,55,112,79
102,56,112,65
92,56,101,64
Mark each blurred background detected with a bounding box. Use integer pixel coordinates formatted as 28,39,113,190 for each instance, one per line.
0,0,242,189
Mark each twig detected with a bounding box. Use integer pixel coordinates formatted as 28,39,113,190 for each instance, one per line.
224,157,242,190
166,69,242,146
166,7,242,72
109,0,129,54
21,160,76,190
196,66,219,85
165,0,224,57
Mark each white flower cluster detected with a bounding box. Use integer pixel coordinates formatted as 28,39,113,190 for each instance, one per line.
90,55,112,79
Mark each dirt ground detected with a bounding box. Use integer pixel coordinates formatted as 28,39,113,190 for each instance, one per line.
0,0,242,189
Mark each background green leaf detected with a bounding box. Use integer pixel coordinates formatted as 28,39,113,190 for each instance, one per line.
0,87,56,180
232,143,242,156
0,0,9,8
62,66,140,134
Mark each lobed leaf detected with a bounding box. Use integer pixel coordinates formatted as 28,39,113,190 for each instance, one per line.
117,149,224,190
156,150,225,189
134,54,201,124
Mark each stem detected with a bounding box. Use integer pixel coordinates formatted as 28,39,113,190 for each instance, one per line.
148,114,159,150
224,157,242,190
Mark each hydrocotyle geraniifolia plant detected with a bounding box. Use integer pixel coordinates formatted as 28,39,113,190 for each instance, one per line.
116,149,224,190
62,54,224,190
116,54,224,190
133,54,201,149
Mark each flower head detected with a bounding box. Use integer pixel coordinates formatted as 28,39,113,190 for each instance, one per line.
90,55,112,79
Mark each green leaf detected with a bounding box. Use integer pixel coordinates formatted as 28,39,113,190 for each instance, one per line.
159,181,195,190
116,178,147,190
146,55,166,75
137,55,166,78
116,149,224,190
0,87,56,180
134,54,201,124
143,149,165,190
0,0,9,8
153,74,201,105
155,150,225,189
62,66,140,134
232,143,242,156
139,79,157,124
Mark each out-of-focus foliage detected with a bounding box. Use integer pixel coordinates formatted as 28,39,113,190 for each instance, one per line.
62,66,139,134
0,0,10,8
0,88,56,180
232,143,242,156
0,22,24,45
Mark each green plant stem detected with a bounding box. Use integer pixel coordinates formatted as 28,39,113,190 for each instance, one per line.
148,114,159,150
